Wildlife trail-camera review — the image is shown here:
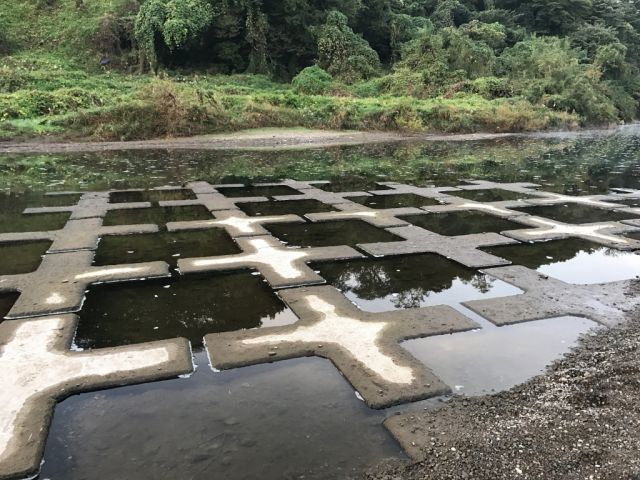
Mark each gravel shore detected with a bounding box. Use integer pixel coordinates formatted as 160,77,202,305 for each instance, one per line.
366,303,640,480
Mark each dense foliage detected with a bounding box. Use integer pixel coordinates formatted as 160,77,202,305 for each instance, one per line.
0,0,638,139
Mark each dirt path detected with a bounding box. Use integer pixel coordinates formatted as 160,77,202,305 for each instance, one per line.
0,129,414,154
0,126,632,154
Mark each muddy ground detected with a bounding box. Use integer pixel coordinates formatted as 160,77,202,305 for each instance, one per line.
364,299,640,479
0,126,630,154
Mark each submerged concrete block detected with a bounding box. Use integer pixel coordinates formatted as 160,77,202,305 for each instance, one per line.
0,218,158,253
178,235,363,289
205,285,479,408
167,210,304,238
464,265,640,327
501,216,640,250
0,250,170,319
359,225,517,268
306,203,426,228
0,314,192,480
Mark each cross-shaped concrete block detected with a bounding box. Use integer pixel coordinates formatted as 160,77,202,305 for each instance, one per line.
0,217,158,253
0,314,192,480
159,181,267,212
463,265,640,327
178,235,363,289
24,192,151,220
501,216,640,250
273,184,371,205
306,203,426,228
358,225,518,268
456,180,542,195
167,209,304,238
205,285,479,408
371,182,458,201
0,250,169,319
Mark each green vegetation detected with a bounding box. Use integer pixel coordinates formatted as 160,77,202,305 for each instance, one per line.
0,0,638,141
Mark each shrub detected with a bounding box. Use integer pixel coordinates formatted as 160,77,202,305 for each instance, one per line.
291,66,333,95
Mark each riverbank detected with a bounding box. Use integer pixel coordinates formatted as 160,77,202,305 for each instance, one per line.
365,294,640,480
1,125,635,154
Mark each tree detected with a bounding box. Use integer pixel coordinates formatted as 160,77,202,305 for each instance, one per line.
316,10,380,83
134,0,214,73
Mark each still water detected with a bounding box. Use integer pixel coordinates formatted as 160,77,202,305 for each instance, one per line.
1,126,639,479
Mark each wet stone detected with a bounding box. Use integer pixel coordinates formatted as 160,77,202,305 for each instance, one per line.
103,205,213,227
511,203,637,224
0,240,51,275
399,211,526,236
239,199,335,217
217,185,302,198
484,238,640,284
452,188,542,202
266,219,401,247
75,273,298,350
94,229,240,268
350,193,439,209
315,254,521,311
109,189,196,204
317,178,391,193
603,197,640,208
0,292,19,320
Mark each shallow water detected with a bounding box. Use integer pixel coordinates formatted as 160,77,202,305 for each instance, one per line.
1,126,639,480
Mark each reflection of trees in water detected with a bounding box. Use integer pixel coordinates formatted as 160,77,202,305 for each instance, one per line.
325,259,496,308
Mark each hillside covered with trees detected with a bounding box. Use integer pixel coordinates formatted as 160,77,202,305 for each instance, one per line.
0,0,639,140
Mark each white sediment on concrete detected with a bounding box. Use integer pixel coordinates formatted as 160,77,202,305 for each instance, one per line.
243,295,414,384
192,238,310,279
0,315,192,478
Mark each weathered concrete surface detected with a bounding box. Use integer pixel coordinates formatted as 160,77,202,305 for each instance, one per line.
178,235,363,289
0,250,169,319
522,191,637,209
424,196,530,218
273,185,371,205
167,210,304,238
159,181,267,212
0,314,192,480
457,179,543,196
205,285,479,408
371,182,458,200
25,192,151,220
0,218,158,253
501,216,640,249
306,203,426,228
464,265,640,327
358,225,518,268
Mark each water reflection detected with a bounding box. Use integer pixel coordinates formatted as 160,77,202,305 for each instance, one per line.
103,205,213,227
267,219,401,247
452,188,542,202
400,211,526,236
316,254,521,311
485,239,640,284
350,193,439,209
511,203,637,224
239,199,335,217
94,229,240,268
403,315,598,396
75,274,297,350
0,240,50,275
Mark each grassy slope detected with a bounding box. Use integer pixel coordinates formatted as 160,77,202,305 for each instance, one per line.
0,0,579,141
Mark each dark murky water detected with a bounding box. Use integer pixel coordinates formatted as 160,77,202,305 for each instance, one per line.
399,211,526,236
0,240,51,275
451,188,543,202
1,126,640,479
75,273,297,349
267,219,401,247
94,229,240,268
239,199,335,216
511,203,637,224
350,193,440,208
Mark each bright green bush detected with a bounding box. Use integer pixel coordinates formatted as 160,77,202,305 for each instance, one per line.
291,66,333,95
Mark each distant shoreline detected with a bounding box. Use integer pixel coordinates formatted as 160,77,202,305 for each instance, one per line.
0,125,636,155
